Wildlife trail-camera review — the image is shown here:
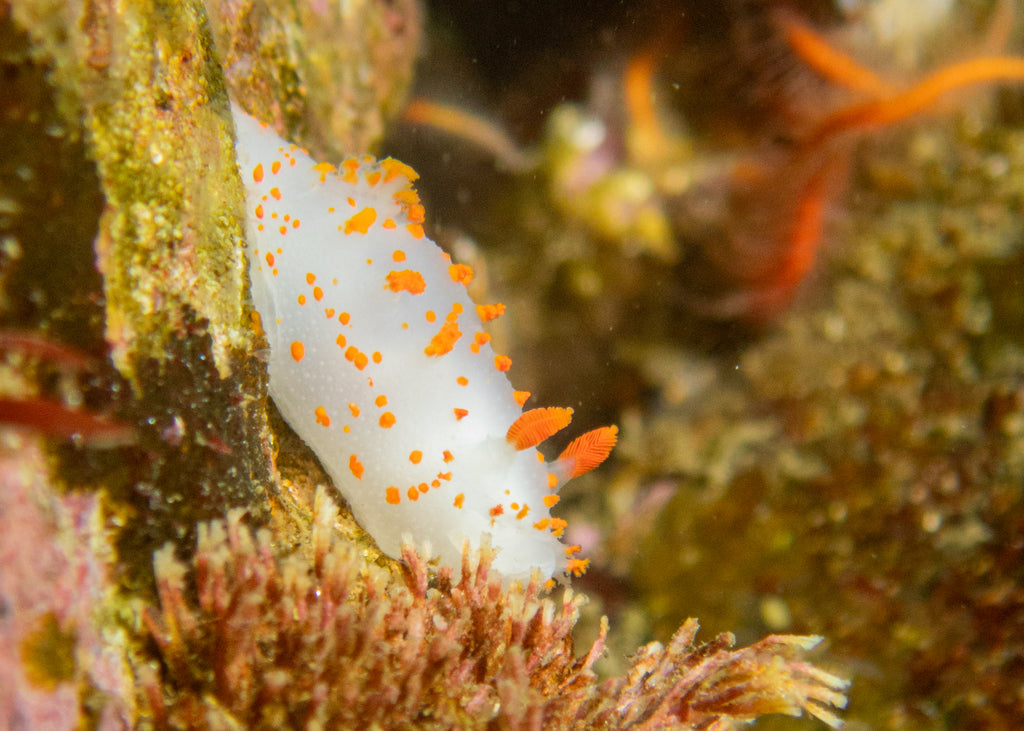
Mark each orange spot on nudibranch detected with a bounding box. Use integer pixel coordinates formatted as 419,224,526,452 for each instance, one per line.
379,412,396,428
443,450,454,463
456,376,469,386
386,486,401,505
513,391,531,407
454,493,465,509
543,494,560,508
453,408,469,421
313,286,323,301
506,407,573,450
252,163,264,182
315,406,330,427
348,403,360,417
344,346,369,370
344,207,377,234
374,395,388,408
306,272,316,284
290,341,305,362
270,187,282,200
393,250,406,262
407,486,420,501
406,223,425,239
489,505,504,517
409,450,422,464
349,454,364,479
494,355,512,372
424,321,461,357
385,270,426,295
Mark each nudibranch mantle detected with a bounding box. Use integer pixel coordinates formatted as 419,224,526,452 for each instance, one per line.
231,104,616,581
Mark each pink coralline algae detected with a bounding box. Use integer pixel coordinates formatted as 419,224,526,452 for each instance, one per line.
0,436,134,730
139,488,847,729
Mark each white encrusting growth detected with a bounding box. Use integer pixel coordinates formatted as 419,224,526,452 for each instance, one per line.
231,103,616,581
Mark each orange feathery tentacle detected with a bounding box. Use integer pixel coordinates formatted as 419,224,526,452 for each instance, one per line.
556,425,619,479
506,406,574,450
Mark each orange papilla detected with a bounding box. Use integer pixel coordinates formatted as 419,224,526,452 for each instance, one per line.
505,407,574,450
449,263,474,285
557,425,619,479
476,303,505,322
565,558,590,578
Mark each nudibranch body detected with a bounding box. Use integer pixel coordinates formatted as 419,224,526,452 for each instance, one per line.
231,104,616,581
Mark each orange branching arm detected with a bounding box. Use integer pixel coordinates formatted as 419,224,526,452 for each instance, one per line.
557,425,619,479
506,407,574,450
403,99,535,172
781,16,895,97
808,56,1024,146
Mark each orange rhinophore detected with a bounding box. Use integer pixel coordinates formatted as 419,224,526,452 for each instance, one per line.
506,407,574,450
556,425,619,479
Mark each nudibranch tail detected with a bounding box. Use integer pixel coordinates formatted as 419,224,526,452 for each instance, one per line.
231,103,616,582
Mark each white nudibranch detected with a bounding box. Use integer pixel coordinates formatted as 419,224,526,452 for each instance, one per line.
231,104,617,582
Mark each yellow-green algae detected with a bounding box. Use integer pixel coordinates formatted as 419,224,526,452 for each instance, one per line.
621,118,1024,728
3,1,278,591
205,0,421,160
